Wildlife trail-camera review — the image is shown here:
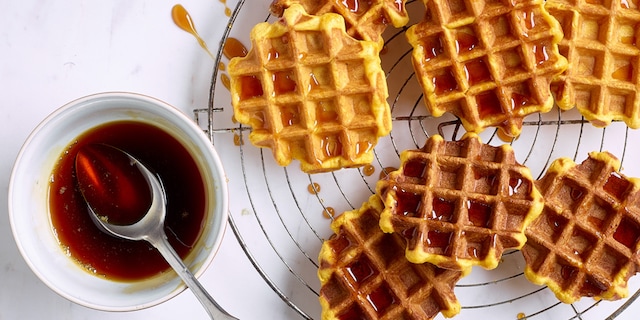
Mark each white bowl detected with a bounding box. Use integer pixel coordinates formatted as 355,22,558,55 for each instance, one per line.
8,92,229,311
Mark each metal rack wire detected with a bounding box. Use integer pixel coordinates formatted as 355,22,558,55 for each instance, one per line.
197,0,640,318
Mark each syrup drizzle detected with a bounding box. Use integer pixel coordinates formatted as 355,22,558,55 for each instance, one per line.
171,4,215,59
219,0,232,17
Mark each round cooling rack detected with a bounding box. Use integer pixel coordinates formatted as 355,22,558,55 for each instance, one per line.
196,0,640,319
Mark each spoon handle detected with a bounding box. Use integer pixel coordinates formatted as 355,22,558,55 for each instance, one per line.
152,235,238,320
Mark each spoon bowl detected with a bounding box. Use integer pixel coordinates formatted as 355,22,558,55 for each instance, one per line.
75,144,237,320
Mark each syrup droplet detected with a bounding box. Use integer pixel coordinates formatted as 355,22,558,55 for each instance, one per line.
218,62,226,71
223,37,248,59
363,164,375,176
239,75,263,100
221,73,231,91
308,182,321,194
171,4,214,59
517,312,526,319
323,207,336,219
272,72,297,95
219,0,232,17
432,69,459,94
233,133,243,146
307,182,320,194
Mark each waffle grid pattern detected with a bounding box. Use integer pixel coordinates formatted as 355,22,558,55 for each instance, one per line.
406,0,567,137
376,134,543,271
522,152,640,303
318,196,463,320
546,0,640,128
229,5,391,173
270,0,409,46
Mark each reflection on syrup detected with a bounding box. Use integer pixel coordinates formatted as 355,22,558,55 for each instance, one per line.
532,43,550,65
455,31,478,53
171,4,214,59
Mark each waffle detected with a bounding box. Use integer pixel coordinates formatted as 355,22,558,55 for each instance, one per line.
376,133,544,272
318,195,464,320
406,0,568,138
228,5,391,173
546,0,640,128
521,152,640,303
269,0,409,47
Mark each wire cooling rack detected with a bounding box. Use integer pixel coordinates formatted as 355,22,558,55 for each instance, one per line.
195,0,640,318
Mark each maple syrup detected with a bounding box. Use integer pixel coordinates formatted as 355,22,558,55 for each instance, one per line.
433,69,459,94
395,189,422,217
171,4,214,59
239,75,264,100
464,59,492,85
431,197,454,222
323,207,336,219
455,30,478,53
603,172,630,200
320,135,343,158
221,73,231,90
346,255,378,283
467,200,492,227
427,230,452,250
476,91,503,119
612,64,633,81
363,164,375,176
223,37,248,59
422,36,445,61
614,217,640,249
49,121,206,281
272,71,297,95
307,182,321,194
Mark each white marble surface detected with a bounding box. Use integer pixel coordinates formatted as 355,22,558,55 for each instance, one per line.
2,1,640,319
0,0,258,319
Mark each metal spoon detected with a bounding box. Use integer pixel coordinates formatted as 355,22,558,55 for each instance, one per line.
75,144,237,320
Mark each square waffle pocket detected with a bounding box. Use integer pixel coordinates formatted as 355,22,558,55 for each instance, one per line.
228,4,391,173
376,133,544,272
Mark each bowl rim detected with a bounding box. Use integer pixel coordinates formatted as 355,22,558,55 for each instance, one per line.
8,91,229,311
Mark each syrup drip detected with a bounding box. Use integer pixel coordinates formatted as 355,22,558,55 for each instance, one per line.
221,74,231,90
218,0,232,17
171,4,214,59
233,133,243,146
223,37,248,59
517,312,527,319
308,182,321,194
363,164,375,176
323,207,336,219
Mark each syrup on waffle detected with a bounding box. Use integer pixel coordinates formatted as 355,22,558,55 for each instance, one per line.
318,195,464,320
546,0,640,128
376,133,544,272
522,152,640,303
228,4,392,173
406,0,568,138
269,0,409,47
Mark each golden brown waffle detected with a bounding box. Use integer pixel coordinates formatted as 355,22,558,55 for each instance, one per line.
546,0,640,128
318,195,464,320
406,0,568,138
376,133,544,272
521,152,640,303
228,5,391,173
269,0,409,47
